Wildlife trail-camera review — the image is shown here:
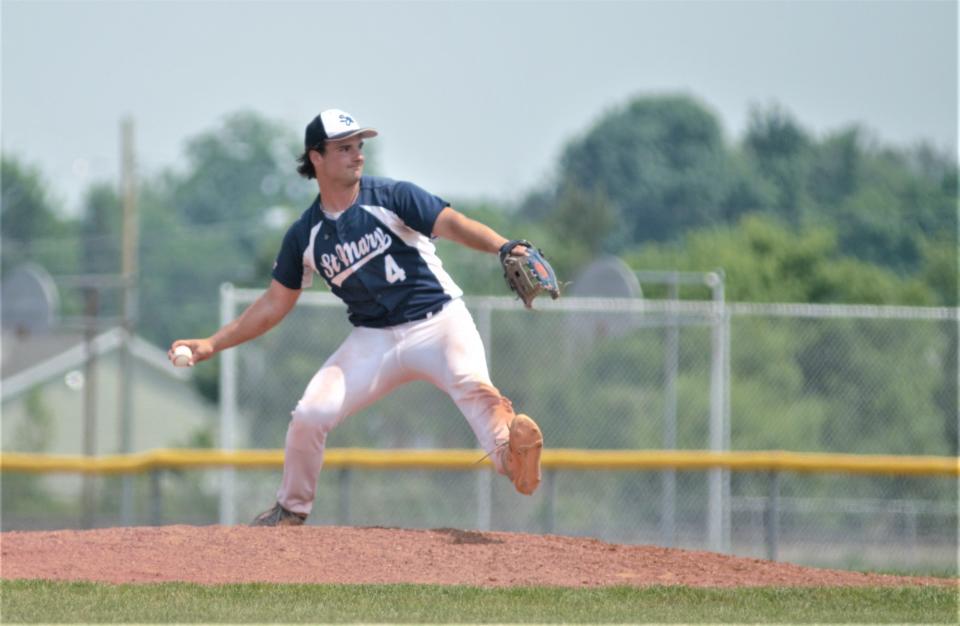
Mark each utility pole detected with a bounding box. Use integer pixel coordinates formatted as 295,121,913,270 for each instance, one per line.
118,117,139,525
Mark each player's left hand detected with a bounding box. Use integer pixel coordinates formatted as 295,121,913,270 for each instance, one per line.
498,240,561,309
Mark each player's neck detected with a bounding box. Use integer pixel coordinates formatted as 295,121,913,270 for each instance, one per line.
317,180,360,213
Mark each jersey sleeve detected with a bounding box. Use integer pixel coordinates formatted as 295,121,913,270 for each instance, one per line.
391,181,449,237
272,222,309,290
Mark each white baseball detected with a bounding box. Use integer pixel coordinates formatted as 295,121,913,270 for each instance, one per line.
172,345,193,367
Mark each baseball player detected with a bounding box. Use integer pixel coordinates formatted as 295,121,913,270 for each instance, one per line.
169,108,544,526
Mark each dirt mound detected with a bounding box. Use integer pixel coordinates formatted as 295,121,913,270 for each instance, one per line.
0,525,953,588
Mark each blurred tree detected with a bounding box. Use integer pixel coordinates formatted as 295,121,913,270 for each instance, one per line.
918,237,959,306
172,111,312,225
717,151,779,223
79,183,121,275
530,182,617,279
553,183,615,254
134,111,311,374
0,156,71,273
818,142,956,274
808,127,864,206
624,214,936,305
742,114,958,278
165,111,312,288
742,103,814,225
536,94,739,248
935,324,958,456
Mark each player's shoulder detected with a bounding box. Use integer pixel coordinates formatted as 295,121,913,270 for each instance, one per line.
360,175,432,205
360,175,404,199
359,175,409,205
360,174,397,191
284,196,321,239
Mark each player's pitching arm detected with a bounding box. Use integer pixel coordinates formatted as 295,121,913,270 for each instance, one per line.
168,279,300,366
432,207,526,257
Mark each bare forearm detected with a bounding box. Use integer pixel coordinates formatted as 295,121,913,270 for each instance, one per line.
433,207,509,254
169,280,299,366
209,297,284,352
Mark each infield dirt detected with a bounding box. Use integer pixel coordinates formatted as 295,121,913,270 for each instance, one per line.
0,525,955,588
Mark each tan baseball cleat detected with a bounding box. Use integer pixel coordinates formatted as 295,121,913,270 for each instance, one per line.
501,414,543,495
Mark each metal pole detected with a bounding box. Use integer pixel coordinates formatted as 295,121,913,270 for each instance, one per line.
661,275,679,547
219,283,238,525
765,471,781,561
118,116,139,526
707,272,725,553
476,469,492,531
338,468,352,525
82,288,99,529
543,469,557,534
722,277,732,553
475,301,493,531
151,470,163,526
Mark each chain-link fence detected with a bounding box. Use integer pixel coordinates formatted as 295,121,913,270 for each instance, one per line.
210,289,956,572
2,289,955,574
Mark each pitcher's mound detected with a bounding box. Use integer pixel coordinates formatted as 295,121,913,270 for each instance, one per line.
0,525,951,587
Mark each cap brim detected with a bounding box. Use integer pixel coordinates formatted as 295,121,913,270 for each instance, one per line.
326,127,378,141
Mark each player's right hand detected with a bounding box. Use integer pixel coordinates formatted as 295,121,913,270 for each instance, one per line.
168,339,215,365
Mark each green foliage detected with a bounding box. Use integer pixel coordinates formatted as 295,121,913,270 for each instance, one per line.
524,93,956,302
1,157,60,240
919,237,960,306
624,214,938,305
545,183,617,275
936,324,958,455
135,112,312,349
544,94,740,248
170,111,312,227
0,155,76,274
743,104,815,223
16,388,55,452
0,157,63,238
2,581,956,624
79,183,122,273
3,96,956,480
2,390,59,523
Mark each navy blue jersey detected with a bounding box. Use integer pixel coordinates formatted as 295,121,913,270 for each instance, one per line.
273,176,463,328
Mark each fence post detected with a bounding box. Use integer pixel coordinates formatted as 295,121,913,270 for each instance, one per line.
151,469,163,526
219,283,237,525
475,300,493,531
707,271,728,553
338,468,352,525
661,275,679,547
476,469,492,531
765,471,781,561
543,469,557,534
722,278,732,553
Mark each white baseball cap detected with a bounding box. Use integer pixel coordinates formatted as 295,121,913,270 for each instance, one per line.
304,109,378,148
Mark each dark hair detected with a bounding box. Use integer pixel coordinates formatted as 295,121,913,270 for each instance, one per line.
296,142,325,179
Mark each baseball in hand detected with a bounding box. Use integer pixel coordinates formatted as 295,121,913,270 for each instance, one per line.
172,345,193,367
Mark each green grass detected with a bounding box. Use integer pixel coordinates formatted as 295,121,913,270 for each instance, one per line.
2,580,957,624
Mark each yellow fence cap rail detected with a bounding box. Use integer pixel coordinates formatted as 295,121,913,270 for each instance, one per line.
1,448,957,477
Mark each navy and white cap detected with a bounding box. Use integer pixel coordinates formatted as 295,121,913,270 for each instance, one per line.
305,109,378,149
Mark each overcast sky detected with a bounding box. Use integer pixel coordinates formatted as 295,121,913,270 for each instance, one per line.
2,0,957,216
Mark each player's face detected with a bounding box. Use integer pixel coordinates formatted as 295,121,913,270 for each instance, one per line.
317,136,365,187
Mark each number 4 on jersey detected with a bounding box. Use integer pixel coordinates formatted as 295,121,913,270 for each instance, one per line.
384,254,407,283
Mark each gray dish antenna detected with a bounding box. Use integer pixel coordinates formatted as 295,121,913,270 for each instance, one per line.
2,263,60,333
566,256,643,344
